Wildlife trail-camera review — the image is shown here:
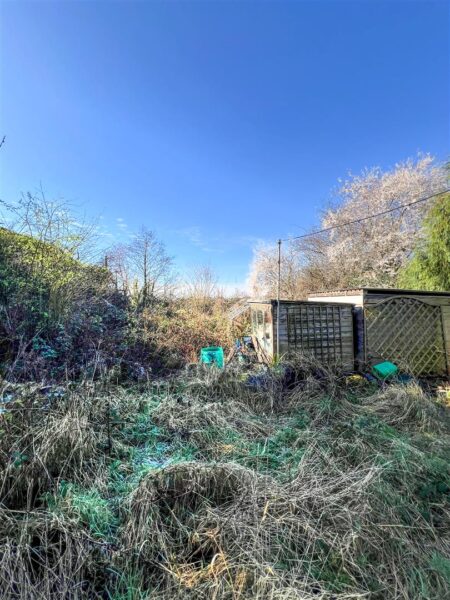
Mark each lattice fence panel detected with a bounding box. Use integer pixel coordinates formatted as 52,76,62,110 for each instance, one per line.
286,305,344,366
365,297,447,375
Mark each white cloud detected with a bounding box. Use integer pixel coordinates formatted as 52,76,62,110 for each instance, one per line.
179,226,202,246
176,226,262,253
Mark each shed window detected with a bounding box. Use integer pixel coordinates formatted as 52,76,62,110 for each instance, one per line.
257,310,264,325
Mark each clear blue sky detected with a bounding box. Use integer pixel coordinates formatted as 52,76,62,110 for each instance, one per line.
0,0,448,291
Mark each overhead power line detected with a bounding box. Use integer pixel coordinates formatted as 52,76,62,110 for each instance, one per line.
280,188,450,243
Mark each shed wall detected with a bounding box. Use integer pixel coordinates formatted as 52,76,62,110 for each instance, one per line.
268,302,354,370
308,290,450,376
308,295,364,365
363,292,450,376
252,291,450,376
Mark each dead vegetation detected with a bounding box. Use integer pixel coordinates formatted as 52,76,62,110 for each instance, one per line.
0,361,448,599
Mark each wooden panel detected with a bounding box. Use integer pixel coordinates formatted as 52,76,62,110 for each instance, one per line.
441,306,450,375
273,301,354,369
365,297,448,376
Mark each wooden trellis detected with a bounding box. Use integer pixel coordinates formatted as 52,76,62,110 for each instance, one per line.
286,304,344,365
248,300,354,369
365,297,447,375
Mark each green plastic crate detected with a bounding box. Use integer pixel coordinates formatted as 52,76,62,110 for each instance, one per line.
372,361,398,379
200,346,224,369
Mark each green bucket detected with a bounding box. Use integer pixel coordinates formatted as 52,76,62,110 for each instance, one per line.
200,346,224,369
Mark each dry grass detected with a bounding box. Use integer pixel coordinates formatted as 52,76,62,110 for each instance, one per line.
0,508,105,599
361,382,449,432
0,361,449,599
0,385,105,510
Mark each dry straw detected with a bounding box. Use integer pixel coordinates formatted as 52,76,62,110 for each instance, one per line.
0,358,448,599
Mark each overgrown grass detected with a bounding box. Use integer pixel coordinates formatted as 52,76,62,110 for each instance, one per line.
0,365,449,599
45,481,118,539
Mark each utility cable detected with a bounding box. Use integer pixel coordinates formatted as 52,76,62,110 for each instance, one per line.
280,188,449,243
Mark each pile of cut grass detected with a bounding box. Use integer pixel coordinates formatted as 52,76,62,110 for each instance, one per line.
0,364,448,599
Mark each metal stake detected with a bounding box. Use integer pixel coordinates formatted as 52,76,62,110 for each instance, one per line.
276,239,281,359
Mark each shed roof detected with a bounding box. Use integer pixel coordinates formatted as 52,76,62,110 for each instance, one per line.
308,287,450,298
247,298,355,306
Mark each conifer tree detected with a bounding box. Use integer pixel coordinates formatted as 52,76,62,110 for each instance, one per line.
398,193,450,291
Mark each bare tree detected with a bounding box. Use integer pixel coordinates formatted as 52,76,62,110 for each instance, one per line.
248,242,307,299
105,243,130,292
300,155,447,289
109,227,174,305
185,265,220,311
1,187,96,261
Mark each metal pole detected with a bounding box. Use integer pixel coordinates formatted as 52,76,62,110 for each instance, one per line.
276,239,281,359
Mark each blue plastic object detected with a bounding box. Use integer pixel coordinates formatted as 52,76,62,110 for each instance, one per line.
372,361,398,379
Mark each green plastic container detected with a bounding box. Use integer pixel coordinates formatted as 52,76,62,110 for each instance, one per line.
372,361,398,379
200,346,224,369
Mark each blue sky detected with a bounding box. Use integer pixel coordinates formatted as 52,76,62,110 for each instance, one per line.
0,0,448,291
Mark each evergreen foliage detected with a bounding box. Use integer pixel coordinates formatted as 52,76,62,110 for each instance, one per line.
398,193,450,291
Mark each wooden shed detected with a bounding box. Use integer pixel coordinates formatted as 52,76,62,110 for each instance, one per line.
308,288,450,376
249,299,354,370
